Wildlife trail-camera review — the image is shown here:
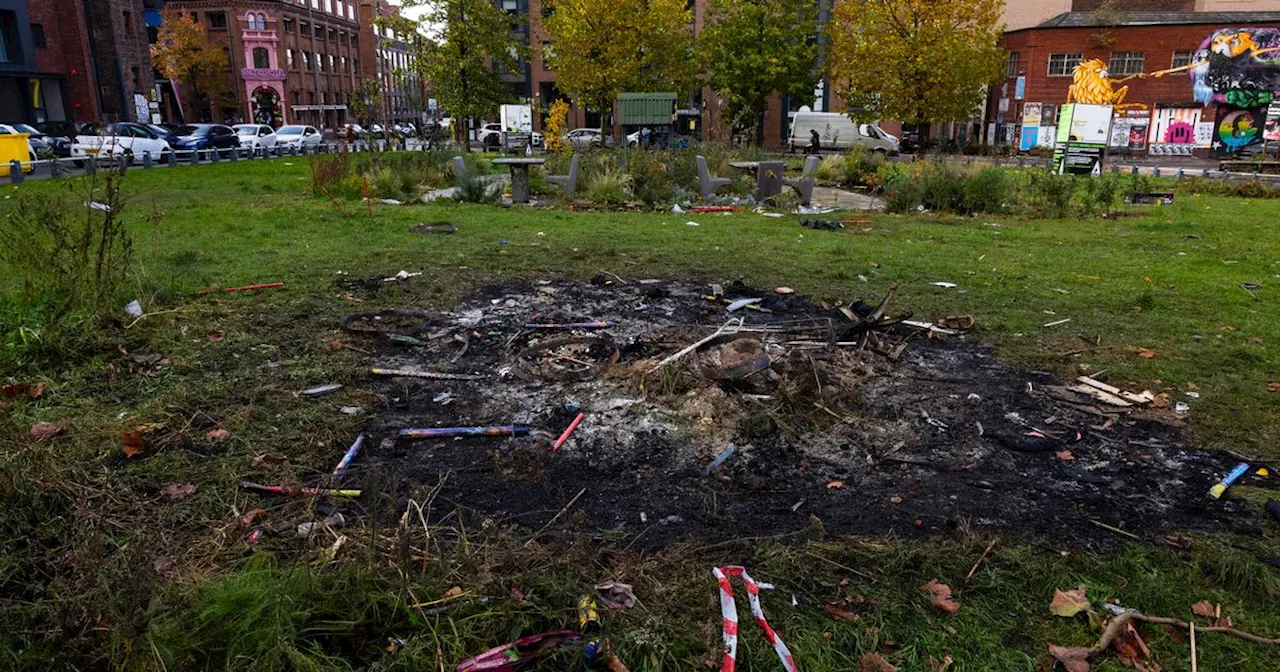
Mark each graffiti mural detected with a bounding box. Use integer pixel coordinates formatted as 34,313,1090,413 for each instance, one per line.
1148,107,1203,156
1190,28,1280,107
1211,104,1267,157
252,86,281,127
1067,59,1129,106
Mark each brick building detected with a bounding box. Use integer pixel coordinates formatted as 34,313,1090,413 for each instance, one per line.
164,0,364,127
357,0,423,126
987,10,1280,155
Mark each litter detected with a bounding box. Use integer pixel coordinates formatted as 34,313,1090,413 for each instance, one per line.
380,198,403,205
1072,377,1155,405
86,201,111,212
340,406,361,415
579,596,603,666
409,221,457,234
550,412,586,452
239,480,361,498
331,434,365,481
301,383,343,396
1208,463,1249,500
432,391,456,405
596,580,638,609
1176,401,1191,414
390,334,428,346
297,513,346,538
124,300,143,317
1186,391,1200,398
370,368,486,381
1044,318,1072,328
712,566,797,672
931,282,957,289
725,298,763,312
399,425,531,439
704,444,736,476
383,270,422,282
686,221,701,227
761,212,784,218
799,219,844,230
671,203,684,213
455,631,580,672
515,335,620,382
689,206,739,213
524,321,616,330
775,287,795,294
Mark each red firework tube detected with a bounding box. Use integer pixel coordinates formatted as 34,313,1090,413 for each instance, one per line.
550,412,586,452
199,282,285,295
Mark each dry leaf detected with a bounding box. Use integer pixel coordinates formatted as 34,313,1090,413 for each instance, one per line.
1136,348,1156,358
134,422,167,433
241,508,267,526
1048,644,1091,672
1191,600,1216,618
925,655,954,672
443,586,463,599
1130,306,1143,313
120,430,149,457
1247,336,1264,345
1110,623,1158,671
2,382,45,399
329,339,343,351
1151,392,1171,408
1269,382,1280,392
922,579,960,615
826,480,845,489
1143,276,1153,283
207,330,225,342
858,652,897,672
1186,381,1198,390
1050,586,1090,617
206,428,230,442
1215,615,1232,628
1056,450,1076,461
29,421,65,441
153,556,175,573
823,603,859,622
161,483,197,501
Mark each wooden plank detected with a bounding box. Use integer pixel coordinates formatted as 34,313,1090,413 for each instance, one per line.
1067,384,1133,407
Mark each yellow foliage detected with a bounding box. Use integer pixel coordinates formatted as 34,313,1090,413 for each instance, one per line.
150,8,234,116
544,100,570,153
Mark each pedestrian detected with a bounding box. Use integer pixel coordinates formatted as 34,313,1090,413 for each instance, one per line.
809,128,821,155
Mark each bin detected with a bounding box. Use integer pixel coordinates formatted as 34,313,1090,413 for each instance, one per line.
0,133,34,177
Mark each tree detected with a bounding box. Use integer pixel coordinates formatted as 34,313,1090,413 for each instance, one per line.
150,8,234,121
349,78,385,127
397,0,521,151
700,0,819,146
826,0,1005,148
544,99,570,153
543,0,695,135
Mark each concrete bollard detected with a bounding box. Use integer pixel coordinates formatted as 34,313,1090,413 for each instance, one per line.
143,151,153,169
9,160,23,184
1202,168,1210,177
229,146,238,162
50,157,63,178
211,147,220,163
191,148,201,165
1153,166,1160,177
1177,167,1184,179
167,148,177,167
86,155,96,175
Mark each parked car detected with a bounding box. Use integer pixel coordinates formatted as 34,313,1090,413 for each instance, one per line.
0,124,38,163
165,124,241,158
233,124,279,150
36,121,85,157
564,128,604,150
477,122,504,148
786,112,899,154
6,123,55,157
71,122,172,166
275,124,323,149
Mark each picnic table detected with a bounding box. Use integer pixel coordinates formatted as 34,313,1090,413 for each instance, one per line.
491,157,545,203
729,160,785,200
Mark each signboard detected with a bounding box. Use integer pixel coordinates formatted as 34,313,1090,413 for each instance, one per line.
1265,103,1280,142
1015,76,1026,101
133,94,149,123
1038,126,1056,148
240,68,287,80
1019,102,1043,151
1053,104,1112,175
1211,104,1267,157
1109,110,1150,151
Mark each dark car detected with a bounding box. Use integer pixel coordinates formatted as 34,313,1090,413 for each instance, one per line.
35,121,86,157
7,122,54,157
165,124,241,158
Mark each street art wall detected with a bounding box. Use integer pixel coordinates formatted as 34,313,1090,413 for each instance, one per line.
1191,28,1280,108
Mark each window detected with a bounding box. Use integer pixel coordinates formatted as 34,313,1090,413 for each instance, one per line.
300,21,309,35
209,12,227,29
328,54,335,71
314,24,323,38
1109,51,1144,76
328,28,335,41
302,51,310,70
501,0,518,11
308,91,315,104
283,17,294,32
123,10,133,33
287,48,294,68
541,41,554,64
0,10,19,63
1047,52,1083,76
253,47,270,68
340,55,346,72
1172,50,1193,69
1005,52,1020,79
31,23,45,48
291,90,299,105
319,92,325,104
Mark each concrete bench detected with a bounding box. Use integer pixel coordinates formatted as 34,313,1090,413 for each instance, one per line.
546,154,580,196
697,155,732,200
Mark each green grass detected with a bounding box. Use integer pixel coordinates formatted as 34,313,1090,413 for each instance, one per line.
1,157,1279,670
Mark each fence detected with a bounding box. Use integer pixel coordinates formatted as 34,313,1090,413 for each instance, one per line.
903,154,1280,184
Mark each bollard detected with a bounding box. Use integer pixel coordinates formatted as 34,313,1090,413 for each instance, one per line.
143,150,153,168
1153,166,1160,177
229,146,238,162
191,148,201,164
166,148,177,167
1202,168,1209,177
50,157,63,178
1130,164,1138,175
1111,165,1119,174
86,155,97,175
9,160,23,184
994,157,1002,168
1177,167,1184,179
211,146,220,163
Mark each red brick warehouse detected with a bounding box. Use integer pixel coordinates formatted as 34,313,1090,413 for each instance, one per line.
987,10,1280,157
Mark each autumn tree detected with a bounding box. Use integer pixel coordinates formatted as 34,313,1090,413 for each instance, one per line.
826,0,1005,148
700,0,819,146
543,0,695,136
397,0,521,151
150,8,233,121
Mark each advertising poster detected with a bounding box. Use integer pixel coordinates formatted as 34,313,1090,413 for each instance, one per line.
1265,103,1280,142
1195,122,1215,148
1020,103,1043,151
1038,126,1056,148
1015,76,1026,100
1148,106,1202,155
1211,104,1267,157
1109,110,1150,151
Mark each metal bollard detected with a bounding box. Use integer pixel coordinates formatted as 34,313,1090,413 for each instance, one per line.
9,160,23,184
211,147,220,163
143,150,153,168
191,148,201,164
229,146,238,162
1153,166,1160,177
167,148,177,167
50,157,63,178
1202,168,1209,178
86,155,97,175
1177,167,1184,179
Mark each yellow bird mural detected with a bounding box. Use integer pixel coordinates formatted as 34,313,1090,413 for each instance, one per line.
1067,59,1129,106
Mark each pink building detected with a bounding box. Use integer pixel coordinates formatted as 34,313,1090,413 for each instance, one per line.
240,10,287,125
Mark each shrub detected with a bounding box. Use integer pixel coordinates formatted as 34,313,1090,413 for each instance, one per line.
455,171,499,204
583,166,633,205
842,147,885,187
627,150,675,207
815,155,845,182
960,168,1012,214
917,162,965,212
1023,170,1078,218
308,151,349,196
1083,173,1124,215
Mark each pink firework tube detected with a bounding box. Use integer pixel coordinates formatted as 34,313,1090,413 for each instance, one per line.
239,480,361,498
399,425,530,439
332,434,365,482
713,566,798,672
550,412,586,452
523,321,617,329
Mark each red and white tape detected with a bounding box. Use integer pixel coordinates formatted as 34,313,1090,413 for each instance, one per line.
712,566,798,672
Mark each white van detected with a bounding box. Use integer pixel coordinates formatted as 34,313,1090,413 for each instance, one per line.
788,112,899,154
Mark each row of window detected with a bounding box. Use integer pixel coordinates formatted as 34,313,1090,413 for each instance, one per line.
280,17,358,47
284,48,359,75
285,0,357,22
289,90,348,106
1007,50,1196,78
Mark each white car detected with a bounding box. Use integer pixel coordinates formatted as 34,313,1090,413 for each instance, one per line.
275,125,323,149
234,124,278,150
71,122,171,166
564,128,604,150
477,123,503,148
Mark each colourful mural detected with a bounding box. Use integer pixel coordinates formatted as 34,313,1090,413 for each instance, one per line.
1067,59,1129,106
1211,104,1267,157
1190,28,1280,107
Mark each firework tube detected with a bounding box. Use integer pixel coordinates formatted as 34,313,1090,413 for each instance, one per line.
399,425,530,439
1208,462,1249,500
523,321,617,330
238,480,361,498
200,282,284,295
550,412,586,452
712,566,797,672
370,368,486,380
332,434,365,482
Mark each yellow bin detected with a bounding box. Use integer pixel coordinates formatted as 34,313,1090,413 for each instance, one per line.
0,133,34,177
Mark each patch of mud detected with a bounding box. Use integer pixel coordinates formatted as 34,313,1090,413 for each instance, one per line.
344,279,1256,549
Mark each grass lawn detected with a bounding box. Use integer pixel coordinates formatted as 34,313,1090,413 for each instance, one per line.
1,157,1278,670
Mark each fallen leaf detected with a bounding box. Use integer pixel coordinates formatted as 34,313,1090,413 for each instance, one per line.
1110,622,1157,671
1151,392,1171,408
1050,586,1091,617
925,655,954,672
1215,616,1233,628
207,330,225,342
29,421,65,441
153,556,175,573
206,428,230,442
826,480,845,489
858,652,897,672
1269,382,1280,392
922,579,960,615
443,586,463,599
329,339,343,351
1186,381,1198,390
1247,336,1264,345
241,508,267,526
2,382,45,399
120,430,149,457
869,261,881,268
1136,348,1156,358
1143,276,1153,283
1056,450,1076,462
161,483,197,501
1048,644,1091,672
134,422,167,433
823,603,859,622
1191,600,1216,618
1130,306,1143,313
